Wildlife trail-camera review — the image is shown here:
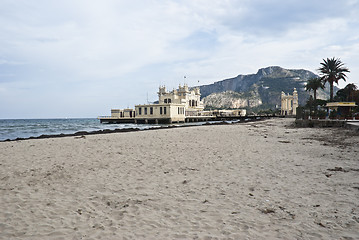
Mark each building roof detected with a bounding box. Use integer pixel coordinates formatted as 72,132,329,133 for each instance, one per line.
326,102,358,107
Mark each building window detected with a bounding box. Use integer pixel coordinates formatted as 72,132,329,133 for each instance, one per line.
160,107,162,114
178,107,184,115
180,107,184,114
150,107,153,115
167,98,171,103
144,107,148,115
139,107,142,115
164,107,167,115
164,99,167,103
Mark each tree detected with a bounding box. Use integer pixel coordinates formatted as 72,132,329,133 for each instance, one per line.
335,83,358,101
305,77,324,100
344,83,358,101
318,57,350,101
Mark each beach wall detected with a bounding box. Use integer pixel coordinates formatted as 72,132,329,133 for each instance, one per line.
295,119,359,132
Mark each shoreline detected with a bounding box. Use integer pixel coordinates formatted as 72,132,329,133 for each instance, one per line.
1,117,270,142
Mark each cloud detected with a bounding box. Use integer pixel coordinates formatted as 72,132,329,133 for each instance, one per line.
0,0,358,118
221,0,357,36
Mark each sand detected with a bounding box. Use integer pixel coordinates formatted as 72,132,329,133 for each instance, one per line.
0,118,358,239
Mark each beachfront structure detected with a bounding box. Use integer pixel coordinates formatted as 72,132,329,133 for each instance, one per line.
135,104,185,124
111,109,135,118
99,84,249,123
99,84,209,124
98,108,135,123
135,85,205,123
281,88,298,116
158,85,204,114
211,109,247,117
326,102,357,118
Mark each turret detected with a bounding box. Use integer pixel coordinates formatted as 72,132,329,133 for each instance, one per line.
194,87,200,95
293,88,297,95
158,86,167,97
178,84,189,94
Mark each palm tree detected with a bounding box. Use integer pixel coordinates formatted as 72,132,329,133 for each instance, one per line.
305,77,324,100
318,57,350,102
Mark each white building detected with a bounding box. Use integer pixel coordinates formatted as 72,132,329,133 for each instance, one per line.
157,84,204,113
134,103,185,124
134,84,205,123
99,84,247,124
281,88,298,115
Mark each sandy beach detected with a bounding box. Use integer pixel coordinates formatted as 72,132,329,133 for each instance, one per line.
0,118,358,239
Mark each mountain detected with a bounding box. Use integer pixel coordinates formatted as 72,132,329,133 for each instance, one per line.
198,66,334,110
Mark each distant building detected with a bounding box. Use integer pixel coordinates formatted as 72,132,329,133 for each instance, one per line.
211,109,246,117
157,85,204,114
97,108,135,123
111,109,135,118
281,88,298,115
134,103,185,124
99,84,247,124
135,84,204,123
326,102,357,118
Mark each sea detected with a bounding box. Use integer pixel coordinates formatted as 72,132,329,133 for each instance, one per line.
0,118,208,141
0,118,158,141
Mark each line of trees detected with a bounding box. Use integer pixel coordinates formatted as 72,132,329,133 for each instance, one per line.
301,57,359,119
305,57,351,102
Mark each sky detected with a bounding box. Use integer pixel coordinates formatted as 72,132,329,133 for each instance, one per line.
0,0,358,118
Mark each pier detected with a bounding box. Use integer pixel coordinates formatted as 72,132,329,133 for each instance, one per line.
98,115,275,124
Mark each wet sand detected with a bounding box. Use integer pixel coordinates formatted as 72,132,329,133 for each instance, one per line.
0,118,358,239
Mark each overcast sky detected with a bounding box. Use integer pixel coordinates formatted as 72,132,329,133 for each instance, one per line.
1,0,358,118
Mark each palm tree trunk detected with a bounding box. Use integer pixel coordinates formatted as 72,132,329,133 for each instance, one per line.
314,90,317,101
330,82,334,102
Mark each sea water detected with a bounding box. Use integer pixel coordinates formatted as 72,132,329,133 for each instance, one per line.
0,118,159,141
0,118,208,141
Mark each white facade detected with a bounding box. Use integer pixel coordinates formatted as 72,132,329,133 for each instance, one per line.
111,109,135,118
135,104,185,123
134,84,205,123
158,84,204,111
281,88,298,115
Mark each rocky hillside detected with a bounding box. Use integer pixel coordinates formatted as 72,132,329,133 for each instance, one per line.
198,66,333,110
